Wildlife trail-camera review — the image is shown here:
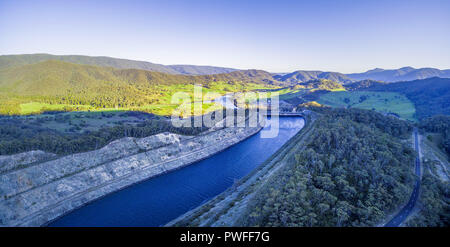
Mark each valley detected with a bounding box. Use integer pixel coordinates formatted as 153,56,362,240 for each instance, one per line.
0,54,448,227
1,0,449,238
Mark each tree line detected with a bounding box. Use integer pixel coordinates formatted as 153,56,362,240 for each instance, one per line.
0,117,207,156
406,160,449,227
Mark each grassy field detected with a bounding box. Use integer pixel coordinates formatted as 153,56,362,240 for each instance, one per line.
317,91,416,121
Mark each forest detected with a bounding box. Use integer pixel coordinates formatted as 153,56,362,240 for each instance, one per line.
238,108,417,226
406,161,449,227
0,108,257,156
0,60,278,115
0,113,208,155
418,115,450,157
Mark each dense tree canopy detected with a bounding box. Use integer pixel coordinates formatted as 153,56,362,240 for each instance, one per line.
406,161,449,227
240,109,416,226
0,114,208,155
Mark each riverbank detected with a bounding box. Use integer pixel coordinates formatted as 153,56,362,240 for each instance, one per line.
167,112,316,226
0,118,264,226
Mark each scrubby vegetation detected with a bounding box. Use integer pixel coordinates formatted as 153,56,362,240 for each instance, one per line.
0,112,209,155
418,115,450,157
0,108,260,156
406,163,449,227
239,109,416,226
310,107,413,137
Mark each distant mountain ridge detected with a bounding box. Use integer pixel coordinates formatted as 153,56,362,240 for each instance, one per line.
275,67,450,84
0,54,238,75
346,67,450,82
3,54,449,83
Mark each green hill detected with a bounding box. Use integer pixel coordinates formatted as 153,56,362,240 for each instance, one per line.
274,70,353,84
300,79,345,91
166,64,236,75
0,60,279,115
0,54,176,73
344,80,387,90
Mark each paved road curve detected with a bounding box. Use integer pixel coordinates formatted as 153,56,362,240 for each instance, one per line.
384,128,421,227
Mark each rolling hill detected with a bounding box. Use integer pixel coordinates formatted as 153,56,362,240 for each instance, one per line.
0,60,279,115
344,79,387,91
274,70,353,84
166,64,236,75
298,79,345,91
2,54,449,120
0,54,238,75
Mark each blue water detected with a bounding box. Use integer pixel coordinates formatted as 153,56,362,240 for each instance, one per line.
49,117,305,227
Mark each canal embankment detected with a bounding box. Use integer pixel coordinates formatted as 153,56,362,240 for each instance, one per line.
0,117,264,226
167,112,317,226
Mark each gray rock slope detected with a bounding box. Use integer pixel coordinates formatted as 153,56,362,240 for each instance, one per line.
0,123,262,226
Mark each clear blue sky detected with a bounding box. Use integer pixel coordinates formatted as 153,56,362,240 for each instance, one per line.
1,0,449,73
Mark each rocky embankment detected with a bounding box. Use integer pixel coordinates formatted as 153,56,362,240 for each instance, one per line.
0,120,263,226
